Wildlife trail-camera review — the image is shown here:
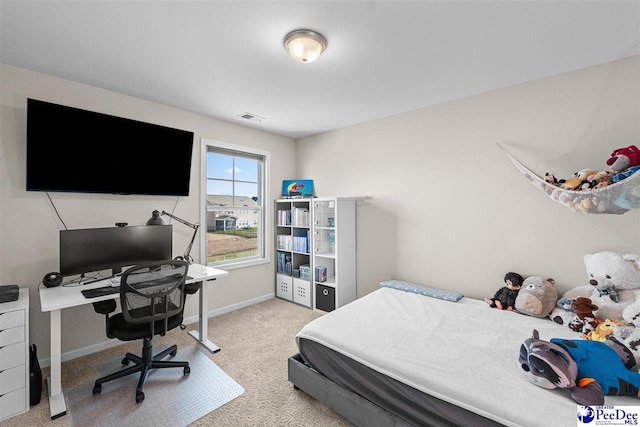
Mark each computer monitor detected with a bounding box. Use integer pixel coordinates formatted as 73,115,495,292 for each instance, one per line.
59,225,173,277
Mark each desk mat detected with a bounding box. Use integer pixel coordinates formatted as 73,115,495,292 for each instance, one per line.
64,346,244,426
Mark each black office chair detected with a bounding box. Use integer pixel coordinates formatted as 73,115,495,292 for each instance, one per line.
92,260,191,403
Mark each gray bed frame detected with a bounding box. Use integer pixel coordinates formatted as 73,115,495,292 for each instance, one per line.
288,350,504,427
288,352,414,427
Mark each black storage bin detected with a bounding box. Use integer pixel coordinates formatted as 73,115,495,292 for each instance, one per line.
316,284,335,312
0,284,19,303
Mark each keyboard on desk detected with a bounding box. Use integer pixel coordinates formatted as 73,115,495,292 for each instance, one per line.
81,275,195,299
81,286,120,299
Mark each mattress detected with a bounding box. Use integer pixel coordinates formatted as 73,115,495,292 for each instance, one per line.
296,287,633,427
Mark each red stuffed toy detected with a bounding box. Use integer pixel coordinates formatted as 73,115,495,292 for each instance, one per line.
607,145,640,172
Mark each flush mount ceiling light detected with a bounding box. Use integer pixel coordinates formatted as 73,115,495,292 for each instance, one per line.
283,29,327,63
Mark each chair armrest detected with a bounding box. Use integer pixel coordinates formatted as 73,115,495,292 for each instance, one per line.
184,281,201,295
92,299,117,315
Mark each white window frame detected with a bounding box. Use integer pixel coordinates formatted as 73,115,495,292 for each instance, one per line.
200,138,270,270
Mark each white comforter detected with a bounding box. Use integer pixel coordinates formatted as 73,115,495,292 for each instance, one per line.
297,287,632,427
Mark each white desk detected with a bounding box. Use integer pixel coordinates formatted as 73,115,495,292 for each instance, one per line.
38,263,228,419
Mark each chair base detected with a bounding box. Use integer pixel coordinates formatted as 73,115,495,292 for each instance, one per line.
93,338,190,403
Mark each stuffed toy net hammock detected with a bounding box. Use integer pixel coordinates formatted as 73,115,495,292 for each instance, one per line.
498,144,640,215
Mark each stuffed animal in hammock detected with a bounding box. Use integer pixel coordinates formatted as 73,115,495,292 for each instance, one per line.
485,272,524,311
519,329,640,405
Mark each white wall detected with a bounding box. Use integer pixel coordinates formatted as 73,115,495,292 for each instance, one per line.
0,64,295,360
296,55,640,299
2,55,639,361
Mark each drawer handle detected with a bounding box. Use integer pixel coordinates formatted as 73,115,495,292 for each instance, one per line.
323,289,329,296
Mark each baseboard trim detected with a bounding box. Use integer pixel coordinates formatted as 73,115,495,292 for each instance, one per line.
182,292,275,325
38,292,276,368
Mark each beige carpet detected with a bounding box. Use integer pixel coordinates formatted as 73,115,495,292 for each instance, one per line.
3,298,350,426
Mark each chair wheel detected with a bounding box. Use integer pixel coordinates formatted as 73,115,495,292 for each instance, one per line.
184,366,190,375
93,384,102,395
135,390,145,403
170,348,177,357
121,357,130,365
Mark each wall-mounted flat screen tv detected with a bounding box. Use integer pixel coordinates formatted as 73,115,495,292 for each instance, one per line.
26,98,194,196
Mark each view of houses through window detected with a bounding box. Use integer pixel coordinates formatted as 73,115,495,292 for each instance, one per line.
205,143,266,266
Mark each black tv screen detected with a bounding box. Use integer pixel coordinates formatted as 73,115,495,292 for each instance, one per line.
26,98,194,196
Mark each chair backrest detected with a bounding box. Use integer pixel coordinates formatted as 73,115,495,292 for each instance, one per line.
119,260,189,336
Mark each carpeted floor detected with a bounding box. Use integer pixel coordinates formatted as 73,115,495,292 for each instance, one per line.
2,298,350,426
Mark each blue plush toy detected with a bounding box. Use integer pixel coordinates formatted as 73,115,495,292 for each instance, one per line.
612,165,640,183
519,329,640,405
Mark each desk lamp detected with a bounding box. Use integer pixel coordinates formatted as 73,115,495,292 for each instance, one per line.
146,210,199,264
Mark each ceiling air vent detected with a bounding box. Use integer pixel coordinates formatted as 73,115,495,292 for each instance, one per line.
237,112,266,123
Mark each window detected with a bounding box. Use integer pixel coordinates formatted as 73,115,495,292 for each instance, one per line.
201,139,269,269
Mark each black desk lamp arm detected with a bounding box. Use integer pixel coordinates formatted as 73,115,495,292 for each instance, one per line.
160,211,200,264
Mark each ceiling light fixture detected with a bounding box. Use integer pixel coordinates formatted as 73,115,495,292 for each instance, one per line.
283,29,327,63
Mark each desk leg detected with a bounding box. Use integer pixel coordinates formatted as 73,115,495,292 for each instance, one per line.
47,309,67,419
188,280,220,353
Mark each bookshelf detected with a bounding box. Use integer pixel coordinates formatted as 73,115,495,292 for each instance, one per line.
275,199,312,307
275,197,356,311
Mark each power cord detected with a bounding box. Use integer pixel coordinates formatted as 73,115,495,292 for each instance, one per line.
45,192,68,230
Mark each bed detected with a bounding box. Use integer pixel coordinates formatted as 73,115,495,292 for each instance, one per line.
288,285,633,426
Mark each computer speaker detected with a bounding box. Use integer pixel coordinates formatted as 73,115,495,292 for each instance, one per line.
42,272,62,288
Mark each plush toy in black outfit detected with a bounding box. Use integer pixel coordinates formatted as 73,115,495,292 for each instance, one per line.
485,272,524,311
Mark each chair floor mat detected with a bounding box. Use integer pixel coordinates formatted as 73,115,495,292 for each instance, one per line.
65,346,244,426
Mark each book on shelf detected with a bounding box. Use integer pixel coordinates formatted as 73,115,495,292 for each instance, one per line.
277,210,291,226
277,252,292,274
292,207,310,227
277,235,292,251
293,235,309,253
315,266,327,282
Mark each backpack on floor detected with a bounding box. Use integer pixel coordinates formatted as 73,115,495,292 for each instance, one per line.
29,344,42,405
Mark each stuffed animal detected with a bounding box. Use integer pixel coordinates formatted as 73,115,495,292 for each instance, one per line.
558,174,589,191
591,275,619,303
587,170,614,188
556,297,573,311
583,319,624,342
514,276,557,318
568,297,600,334
572,169,600,190
550,251,640,325
612,166,640,183
519,329,640,405
609,300,640,367
614,181,640,211
484,272,524,311
606,145,640,172
544,173,559,186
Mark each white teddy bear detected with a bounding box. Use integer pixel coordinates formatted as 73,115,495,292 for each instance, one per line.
550,251,640,325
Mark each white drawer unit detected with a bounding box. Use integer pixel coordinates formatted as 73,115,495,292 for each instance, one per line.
0,288,29,422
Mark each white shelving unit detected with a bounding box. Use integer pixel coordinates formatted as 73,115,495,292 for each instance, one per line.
276,199,312,308
275,197,356,311
312,197,356,312
0,288,30,421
